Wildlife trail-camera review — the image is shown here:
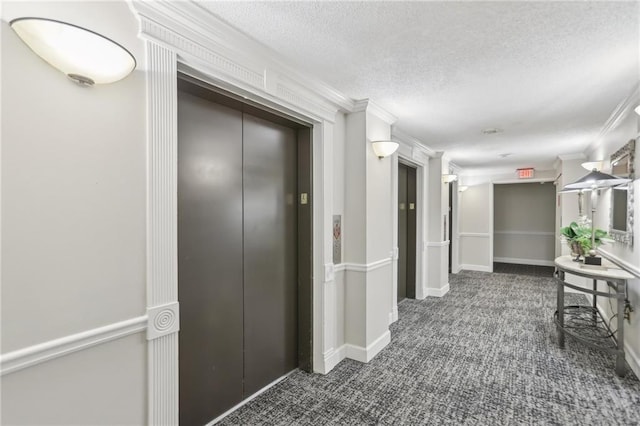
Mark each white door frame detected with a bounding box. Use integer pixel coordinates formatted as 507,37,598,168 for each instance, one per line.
129,2,341,423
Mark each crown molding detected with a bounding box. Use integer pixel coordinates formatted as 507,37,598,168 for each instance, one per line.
448,162,462,174
129,0,352,120
458,165,555,177
587,82,640,154
353,99,397,125
557,153,586,161
392,128,437,158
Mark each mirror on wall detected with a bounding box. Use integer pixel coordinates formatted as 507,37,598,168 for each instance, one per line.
609,139,635,245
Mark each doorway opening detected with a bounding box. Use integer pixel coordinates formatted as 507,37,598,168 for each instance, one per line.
397,162,417,300
493,181,555,277
176,75,313,425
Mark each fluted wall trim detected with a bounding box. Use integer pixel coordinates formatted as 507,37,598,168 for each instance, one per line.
147,41,179,426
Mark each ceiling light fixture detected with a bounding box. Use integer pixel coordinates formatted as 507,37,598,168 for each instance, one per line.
371,140,399,159
581,161,603,172
10,18,136,86
442,174,458,184
561,170,630,192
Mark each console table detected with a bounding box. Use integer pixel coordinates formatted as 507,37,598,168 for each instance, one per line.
554,255,633,377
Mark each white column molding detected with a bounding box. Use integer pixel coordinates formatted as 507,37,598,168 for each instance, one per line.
390,154,399,324
324,263,335,283
147,302,180,340
146,41,179,426
317,119,336,373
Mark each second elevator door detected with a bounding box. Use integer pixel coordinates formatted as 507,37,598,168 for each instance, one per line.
178,88,298,425
397,163,416,300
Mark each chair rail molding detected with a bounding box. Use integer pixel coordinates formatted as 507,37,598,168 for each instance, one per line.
342,257,393,273
459,232,491,238
599,248,640,278
0,316,147,376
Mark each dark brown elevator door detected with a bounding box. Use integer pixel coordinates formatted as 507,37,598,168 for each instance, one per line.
397,163,416,300
243,113,298,396
178,88,299,425
178,91,244,426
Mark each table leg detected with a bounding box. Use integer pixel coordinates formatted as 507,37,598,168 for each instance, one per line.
592,278,598,324
615,281,626,377
557,271,565,348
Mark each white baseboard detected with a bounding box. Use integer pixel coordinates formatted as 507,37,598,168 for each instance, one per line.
585,294,640,378
344,330,391,363
1,315,148,376
388,306,399,325
460,264,492,273
494,257,554,267
625,337,640,379
424,283,450,298
320,345,346,374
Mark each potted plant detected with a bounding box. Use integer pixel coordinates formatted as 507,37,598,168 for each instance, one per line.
560,221,608,261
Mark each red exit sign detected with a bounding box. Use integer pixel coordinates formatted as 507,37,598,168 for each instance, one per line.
517,168,535,179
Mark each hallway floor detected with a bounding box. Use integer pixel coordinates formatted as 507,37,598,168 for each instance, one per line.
218,271,640,425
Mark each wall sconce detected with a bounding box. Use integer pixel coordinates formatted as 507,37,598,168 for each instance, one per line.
458,185,468,192
10,18,136,86
635,105,640,116
442,174,458,184
581,161,603,171
371,140,399,159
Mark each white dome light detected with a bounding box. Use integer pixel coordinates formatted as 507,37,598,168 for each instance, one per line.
10,18,136,86
371,140,399,159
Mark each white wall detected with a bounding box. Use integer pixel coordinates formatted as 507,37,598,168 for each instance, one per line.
1,1,147,424
342,104,394,361
493,182,556,265
586,84,640,377
457,169,557,272
458,182,492,271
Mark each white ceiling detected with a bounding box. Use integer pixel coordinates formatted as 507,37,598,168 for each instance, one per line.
200,1,639,172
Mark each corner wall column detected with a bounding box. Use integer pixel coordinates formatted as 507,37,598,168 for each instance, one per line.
145,41,180,425
425,154,450,297
343,101,396,362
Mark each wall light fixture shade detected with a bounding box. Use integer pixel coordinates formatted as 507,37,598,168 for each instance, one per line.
561,169,630,191
442,174,458,184
10,18,136,86
371,140,399,159
581,161,603,171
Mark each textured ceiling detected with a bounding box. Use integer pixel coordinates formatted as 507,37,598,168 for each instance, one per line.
200,1,639,172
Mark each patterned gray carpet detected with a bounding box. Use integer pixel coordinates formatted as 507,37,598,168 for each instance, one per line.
219,271,640,425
